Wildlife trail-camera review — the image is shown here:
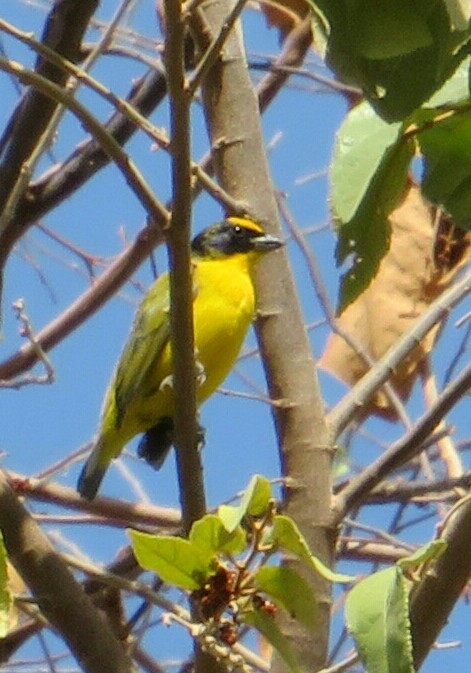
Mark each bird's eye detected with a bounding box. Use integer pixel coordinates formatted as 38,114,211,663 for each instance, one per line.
233,225,244,236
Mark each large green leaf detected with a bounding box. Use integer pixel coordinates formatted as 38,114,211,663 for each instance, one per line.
332,102,403,224
331,56,471,311
345,541,446,673
310,0,471,121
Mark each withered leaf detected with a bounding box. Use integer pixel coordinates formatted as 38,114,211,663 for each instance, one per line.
320,184,471,419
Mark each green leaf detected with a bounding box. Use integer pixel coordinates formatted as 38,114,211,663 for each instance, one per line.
346,566,414,673
418,108,471,228
397,539,447,571
386,571,414,673
270,516,354,583
346,568,394,673
332,102,402,224
218,475,272,533
332,101,413,311
426,56,470,106
244,609,304,673
331,59,471,310
351,3,433,60
0,534,10,638
345,541,446,672
129,530,211,591
254,566,318,631
190,514,247,555
310,0,471,121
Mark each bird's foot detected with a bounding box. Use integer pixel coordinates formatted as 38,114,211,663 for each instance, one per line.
196,422,206,452
158,356,205,392
159,374,174,392
195,357,207,387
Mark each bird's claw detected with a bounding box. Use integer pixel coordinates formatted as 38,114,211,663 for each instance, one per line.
159,374,174,392
158,358,205,392
195,358,206,387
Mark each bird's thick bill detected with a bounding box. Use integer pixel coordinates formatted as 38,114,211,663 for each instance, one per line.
252,233,284,251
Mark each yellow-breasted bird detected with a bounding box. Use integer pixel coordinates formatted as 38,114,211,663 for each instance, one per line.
77,217,283,499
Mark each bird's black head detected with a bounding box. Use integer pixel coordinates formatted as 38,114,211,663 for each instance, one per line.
191,217,283,259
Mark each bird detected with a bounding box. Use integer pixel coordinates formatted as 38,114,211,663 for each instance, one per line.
77,217,283,499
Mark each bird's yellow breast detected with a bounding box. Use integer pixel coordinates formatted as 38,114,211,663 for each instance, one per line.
191,254,256,400
103,253,256,448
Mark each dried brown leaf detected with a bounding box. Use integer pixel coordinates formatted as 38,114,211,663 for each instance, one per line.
260,0,310,41
320,184,471,419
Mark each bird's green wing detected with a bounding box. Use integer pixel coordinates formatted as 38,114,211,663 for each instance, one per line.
113,272,172,427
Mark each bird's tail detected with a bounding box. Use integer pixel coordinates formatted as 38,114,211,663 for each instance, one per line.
136,416,174,470
77,438,108,500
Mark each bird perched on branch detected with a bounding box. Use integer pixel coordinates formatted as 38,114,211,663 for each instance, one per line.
77,217,283,499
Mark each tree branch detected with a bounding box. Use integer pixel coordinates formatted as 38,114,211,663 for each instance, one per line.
165,0,206,530
334,359,471,523
410,494,471,668
0,58,168,230
190,3,333,671
0,471,133,673
0,0,98,212
19,65,167,227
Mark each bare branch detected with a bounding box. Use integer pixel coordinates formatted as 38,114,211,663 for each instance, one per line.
410,494,471,668
0,57,168,226
8,470,181,531
0,299,54,389
0,471,134,673
0,0,98,216
190,4,333,673
165,0,206,531
334,359,471,522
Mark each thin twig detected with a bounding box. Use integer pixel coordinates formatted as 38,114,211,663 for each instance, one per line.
187,0,248,97
334,359,471,523
0,57,168,226
0,299,54,389
0,21,171,150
